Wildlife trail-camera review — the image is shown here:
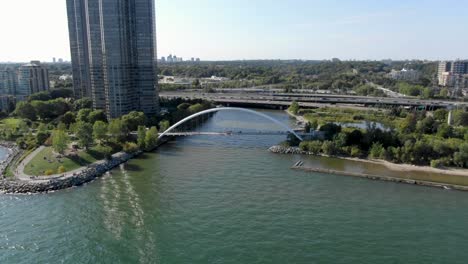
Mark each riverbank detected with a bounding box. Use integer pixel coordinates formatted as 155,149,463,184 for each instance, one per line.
0,138,171,194
269,145,468,189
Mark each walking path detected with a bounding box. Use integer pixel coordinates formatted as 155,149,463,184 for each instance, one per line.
14,146,112,183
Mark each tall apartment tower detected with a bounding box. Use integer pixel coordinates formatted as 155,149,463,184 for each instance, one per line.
66,0,159,119
16,61,50,101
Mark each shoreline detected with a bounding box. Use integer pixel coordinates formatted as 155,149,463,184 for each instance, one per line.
0,138,171,194
283,110,468,177
269,145,468,190
269,145,468,177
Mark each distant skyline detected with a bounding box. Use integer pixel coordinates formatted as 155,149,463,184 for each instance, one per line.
1,0,468,62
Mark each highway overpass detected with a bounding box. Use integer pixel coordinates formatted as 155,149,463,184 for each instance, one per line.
160,91,468,110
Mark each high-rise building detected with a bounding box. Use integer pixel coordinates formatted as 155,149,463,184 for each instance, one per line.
438,60,468,87
16,61,50,101
66,0,159,119
0,68,17,95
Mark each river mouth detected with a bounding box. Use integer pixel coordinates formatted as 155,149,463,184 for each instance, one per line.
1,109,468,263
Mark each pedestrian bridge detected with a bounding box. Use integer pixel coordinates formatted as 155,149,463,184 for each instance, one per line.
158,107,304,141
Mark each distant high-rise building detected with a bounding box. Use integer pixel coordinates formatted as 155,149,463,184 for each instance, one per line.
16,61,50,101
66,0,159,118
196,58,201,62
58,58,64,63
161,57,166,63
0,68,17,95
438,60,468,87
53,57,57,63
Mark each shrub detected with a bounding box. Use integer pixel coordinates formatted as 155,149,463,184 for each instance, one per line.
123,142,139,154
57,166,66,174
94,144,113,160
45,169,55,176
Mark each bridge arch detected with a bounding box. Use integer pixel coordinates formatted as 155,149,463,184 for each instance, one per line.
158,107,304,141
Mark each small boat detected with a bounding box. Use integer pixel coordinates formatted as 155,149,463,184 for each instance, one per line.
443,186,451,190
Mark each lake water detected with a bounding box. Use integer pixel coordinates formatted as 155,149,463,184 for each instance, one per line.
1,110,468,263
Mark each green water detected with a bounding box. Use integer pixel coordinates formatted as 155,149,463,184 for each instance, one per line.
1,110,468,263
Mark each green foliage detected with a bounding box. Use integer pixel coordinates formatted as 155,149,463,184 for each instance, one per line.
51,130,68,154
453,111,468,126
121,111,146,131
36,131,49,146
45,169,55,176
145,126,159,151
319,123,342,140
123,142,139,154
108,119,128,143
453,144,468,168
159,120,170,132
94,144,113,160
369,143,384,159
137,126,147,149
322,141,338,156
288,101,300,115
61,111,76,126
57,166,66,174
93,121,108,143
187,103,205,114
300,141,323,154
354,84,385,97
433,109,447,122
74,98,93,111
15,101,36,120
88,110,107,124
75,122,93,149
77,108,92,123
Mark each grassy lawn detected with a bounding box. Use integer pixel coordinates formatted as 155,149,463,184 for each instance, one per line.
0,118,22,127
24,146,106,176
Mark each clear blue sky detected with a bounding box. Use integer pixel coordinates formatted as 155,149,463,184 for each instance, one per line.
1,0,467,62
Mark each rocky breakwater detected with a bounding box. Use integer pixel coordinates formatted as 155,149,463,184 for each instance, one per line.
0,151,142,194
269,145,306,155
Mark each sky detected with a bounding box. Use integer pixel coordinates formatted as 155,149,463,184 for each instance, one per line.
0,0,468,62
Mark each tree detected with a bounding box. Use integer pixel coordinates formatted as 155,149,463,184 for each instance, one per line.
121,111,146,131
61,111,76,126
15,101,36,120
454,144,468,168
416,116,437,134
288,101,300,115
123,142,139,154
75,122,93,149
369,143,384,159
77,108,92,123
52,130,68,154
453,111,468,126
108,119,127,143
74,98,93,111
145,126,159,150
36,131,49,146
159,120,170,132
437,123,453,138
88,110,107,124
137,125,146,149
400,114,417,133
322,141,338,156
28,91,51,101
433,109,448,122
319,123,342,140
93,121,108,144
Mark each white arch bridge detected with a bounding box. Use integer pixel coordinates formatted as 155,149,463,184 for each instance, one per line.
158,107,304,141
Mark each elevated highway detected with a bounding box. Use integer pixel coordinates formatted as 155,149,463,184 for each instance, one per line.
160,91,468,110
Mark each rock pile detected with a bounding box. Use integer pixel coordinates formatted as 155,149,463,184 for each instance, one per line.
0,151,141,194
268,145,306,155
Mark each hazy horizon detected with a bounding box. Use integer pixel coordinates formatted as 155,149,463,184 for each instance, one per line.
1,0,467,62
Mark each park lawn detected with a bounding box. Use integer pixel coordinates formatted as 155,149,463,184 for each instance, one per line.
23,146,106,176
0,118,22,128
